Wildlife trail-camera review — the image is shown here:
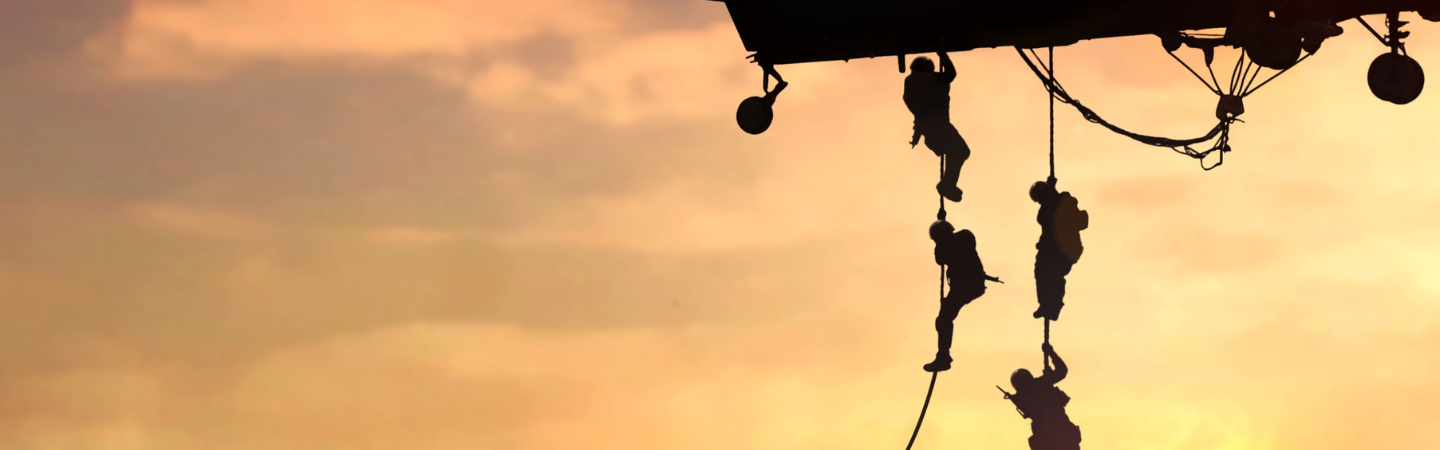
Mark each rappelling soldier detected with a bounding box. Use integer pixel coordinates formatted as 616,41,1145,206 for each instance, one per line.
1000,343,1082,450
1031,177,1088,321
905,44,971,203
924,219,1002,372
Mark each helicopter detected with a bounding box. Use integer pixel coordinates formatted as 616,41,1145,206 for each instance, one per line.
710,0,1440,134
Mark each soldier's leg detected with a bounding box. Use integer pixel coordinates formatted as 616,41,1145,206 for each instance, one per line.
935,294,962,355
1059,422,1082,450
1029,427,1061,450
940,128,970,186
1034,252,1051,318
1045,259,1074,321
927,124,967,202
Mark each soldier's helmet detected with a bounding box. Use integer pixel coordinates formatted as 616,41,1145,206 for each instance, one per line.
911,56,935,73
1029,181,1056,203
1011,368,1035,389
929,220,954,241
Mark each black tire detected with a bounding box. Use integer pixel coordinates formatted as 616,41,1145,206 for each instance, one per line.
1369,53,1425,105
736,96,773,135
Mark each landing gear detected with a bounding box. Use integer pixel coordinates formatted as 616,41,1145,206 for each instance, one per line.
736,64,788,135
1363,13,1425,105
1370,53,1424,104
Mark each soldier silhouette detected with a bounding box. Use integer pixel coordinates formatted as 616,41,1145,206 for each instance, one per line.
924,220,1002,372
1000,343,1082,450
1030,177,1088,321
904,46,970,203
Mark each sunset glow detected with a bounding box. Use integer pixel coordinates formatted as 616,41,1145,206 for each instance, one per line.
2,1,1439,449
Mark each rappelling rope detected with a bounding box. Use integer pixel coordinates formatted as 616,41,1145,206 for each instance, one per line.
904,371,940,450
1044,319,1051,367
902,157,948,450
1044,47,1055,369
1048,47,1055,181
938,154,947,220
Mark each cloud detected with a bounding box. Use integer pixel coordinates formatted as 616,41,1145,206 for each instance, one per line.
124,201,273,242
3,4,1440,449
0,0,131,65
111,0,621,59
87,0,756,124
464,22,755,124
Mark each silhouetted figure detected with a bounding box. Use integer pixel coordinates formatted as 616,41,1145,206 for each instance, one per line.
1030,178,1088,321
905,49,969,203
1001,343,1082,450
924,220,1001,372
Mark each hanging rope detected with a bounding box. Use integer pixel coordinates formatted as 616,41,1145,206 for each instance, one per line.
904,371,940,450
938,154,947,221
1048,47,1055,181
1043,319,1051,367
910,158,945,450
1042,49,1055,369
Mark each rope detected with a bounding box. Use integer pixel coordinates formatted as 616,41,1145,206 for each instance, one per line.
1243,53,1310,96
1016,48,1236,171
938,154,946,220
1229,50,1245,94
1166,49,1220,94
1043,319,1051,367
1355,16,1392,48
904,149,946,450
904,371,940,450
1048,47,1055,181
1019,47,1232,149
1046,49,1057,369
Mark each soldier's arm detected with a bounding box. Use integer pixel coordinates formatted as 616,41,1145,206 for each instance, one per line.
973,251,1000,282
938,52,956,82
1044,346,1069,383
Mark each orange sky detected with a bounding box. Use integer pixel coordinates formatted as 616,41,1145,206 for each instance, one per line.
2,1,1440,449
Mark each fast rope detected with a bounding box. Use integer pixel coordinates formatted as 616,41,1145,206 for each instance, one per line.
901,155,948,450
904,371,939,450
1044,318,1051,367
1044,47,1054,368
1048,47,1055,182
938,154,947,221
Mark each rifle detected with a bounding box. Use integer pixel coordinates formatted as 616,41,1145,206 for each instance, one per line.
997,386,1028,419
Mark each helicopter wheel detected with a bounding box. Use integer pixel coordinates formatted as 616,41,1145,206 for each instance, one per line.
1369,52,1425,104
736,96,774,135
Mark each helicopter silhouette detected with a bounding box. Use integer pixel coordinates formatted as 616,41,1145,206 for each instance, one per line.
710,0,1440,134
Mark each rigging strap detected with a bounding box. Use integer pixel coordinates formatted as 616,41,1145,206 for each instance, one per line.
1016,48,1236,170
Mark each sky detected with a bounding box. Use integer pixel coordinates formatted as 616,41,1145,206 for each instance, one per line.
2,1,1440,449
